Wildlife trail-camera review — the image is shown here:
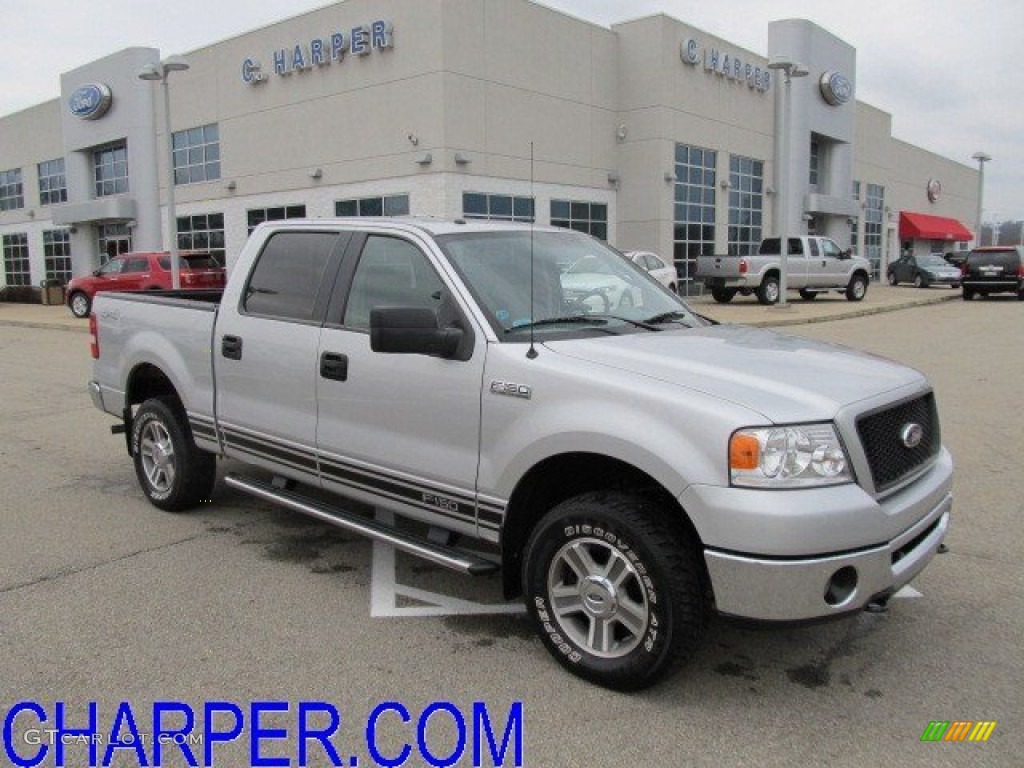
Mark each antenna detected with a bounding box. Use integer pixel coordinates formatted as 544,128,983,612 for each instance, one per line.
527,141,538,359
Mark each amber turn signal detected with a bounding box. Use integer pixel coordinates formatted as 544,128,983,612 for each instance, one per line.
729,433,759,470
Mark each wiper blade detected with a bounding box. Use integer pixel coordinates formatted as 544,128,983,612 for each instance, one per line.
505,315,608,333
585,314,662,331
643,310,694,325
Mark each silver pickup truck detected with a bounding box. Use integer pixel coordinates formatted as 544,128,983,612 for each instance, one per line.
88,219,950,690
697,236,872,305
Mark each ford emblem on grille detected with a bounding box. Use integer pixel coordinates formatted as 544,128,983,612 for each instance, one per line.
901,423,924,449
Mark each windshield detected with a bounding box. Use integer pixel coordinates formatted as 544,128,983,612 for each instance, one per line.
437,229,702,338
919,255,950,267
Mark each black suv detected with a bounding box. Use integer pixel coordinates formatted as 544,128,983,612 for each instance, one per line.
962,246,1024,300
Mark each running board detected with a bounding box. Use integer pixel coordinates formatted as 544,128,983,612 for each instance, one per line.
224,474,499,576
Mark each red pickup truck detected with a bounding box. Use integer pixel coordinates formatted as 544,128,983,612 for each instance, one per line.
67,252,226,318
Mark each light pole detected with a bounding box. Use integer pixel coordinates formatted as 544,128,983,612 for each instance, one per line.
971,151,991,248
139,55,190,290
767,56,809,308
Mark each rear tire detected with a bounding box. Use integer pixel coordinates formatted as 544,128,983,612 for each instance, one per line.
757,275,780,305
69,291,91,318
962,287,974,301
845,273,868,302
798,288,818,301
887,272,897,286
710,287,737,304
131,397,216,512
522,491,707,691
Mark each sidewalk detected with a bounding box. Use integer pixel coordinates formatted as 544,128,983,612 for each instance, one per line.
688,283,961,327
0,284,960,334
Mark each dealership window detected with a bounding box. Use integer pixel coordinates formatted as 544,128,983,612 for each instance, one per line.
727,155,764,256
173,123,220,185
0,168,24,211
177,213,226,264
550,200,608,241
463,193,534,222
809,138,820,188
864,183,885,279
3,233,31,286
94,143,128,197
97,223,132,264
247,205,307,235
850,181,861,255
673,143,717,293
43,229,73,284
38,158,67,206
335,194,410,217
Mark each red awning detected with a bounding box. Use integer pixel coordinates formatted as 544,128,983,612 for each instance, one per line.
899,212,973,241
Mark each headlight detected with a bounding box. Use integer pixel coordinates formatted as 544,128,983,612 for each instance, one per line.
730,424,852,488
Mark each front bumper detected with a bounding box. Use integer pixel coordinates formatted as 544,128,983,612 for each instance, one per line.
703,494,949,620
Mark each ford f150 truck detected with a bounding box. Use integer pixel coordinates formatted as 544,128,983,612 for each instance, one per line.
696,236,871,305
88,219,951,690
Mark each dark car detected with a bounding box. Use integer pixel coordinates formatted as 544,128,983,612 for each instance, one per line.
67,251,226,318
961,246,1024,301
886,253,962,288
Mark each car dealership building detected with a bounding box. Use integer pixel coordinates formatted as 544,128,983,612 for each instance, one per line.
0,0,979,296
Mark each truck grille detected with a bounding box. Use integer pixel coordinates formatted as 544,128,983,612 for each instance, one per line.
856,393,940,493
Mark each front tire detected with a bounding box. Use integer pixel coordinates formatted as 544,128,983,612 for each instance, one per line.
69,291,91,318
522,491,707,691
913,274,926,289
846,273,868,302
132,397,216,512
799,288,818,301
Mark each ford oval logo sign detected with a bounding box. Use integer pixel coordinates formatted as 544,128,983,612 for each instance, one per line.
819,71,852,106
69,83,112,120
900,423,924,450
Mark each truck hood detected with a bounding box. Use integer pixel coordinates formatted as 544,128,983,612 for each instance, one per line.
544,324,925,423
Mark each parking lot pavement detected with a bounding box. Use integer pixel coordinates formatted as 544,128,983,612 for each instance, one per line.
0,283,961,335
1,297,1020,767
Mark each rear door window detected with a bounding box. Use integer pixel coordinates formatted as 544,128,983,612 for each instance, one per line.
243,232,340,322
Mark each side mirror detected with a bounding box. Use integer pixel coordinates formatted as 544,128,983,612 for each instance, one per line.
843,248,853,260
92,269,101,276
370,307,463,358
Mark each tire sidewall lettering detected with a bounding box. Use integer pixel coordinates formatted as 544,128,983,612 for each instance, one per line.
539,519,663,658
133,409,174,501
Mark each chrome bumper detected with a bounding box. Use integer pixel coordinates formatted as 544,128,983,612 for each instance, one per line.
704,493,951,621
87,380,105,411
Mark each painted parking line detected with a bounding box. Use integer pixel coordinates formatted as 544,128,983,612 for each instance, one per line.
369,509,525,618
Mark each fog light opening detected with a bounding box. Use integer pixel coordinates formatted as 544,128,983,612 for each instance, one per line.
824,566,858,606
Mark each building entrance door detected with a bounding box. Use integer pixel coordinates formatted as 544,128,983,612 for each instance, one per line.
97,223,133,264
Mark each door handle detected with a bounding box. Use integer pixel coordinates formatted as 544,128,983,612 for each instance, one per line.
221,335,243,360
320,352,348,381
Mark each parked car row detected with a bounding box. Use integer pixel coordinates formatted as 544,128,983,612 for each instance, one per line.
66,252,227,318
62,243,1020,320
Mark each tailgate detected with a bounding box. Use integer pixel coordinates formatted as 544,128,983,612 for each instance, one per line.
966,249,1020,281
696,255,743,279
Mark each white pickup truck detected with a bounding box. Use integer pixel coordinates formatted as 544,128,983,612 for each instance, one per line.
697,236,872,305
88,219,951,690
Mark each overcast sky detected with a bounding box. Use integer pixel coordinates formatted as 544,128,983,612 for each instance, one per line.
3,0,1020,225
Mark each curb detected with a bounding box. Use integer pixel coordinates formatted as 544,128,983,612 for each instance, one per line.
693,291,961,328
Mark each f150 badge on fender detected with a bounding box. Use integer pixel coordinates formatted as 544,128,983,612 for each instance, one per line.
490,380,532,399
